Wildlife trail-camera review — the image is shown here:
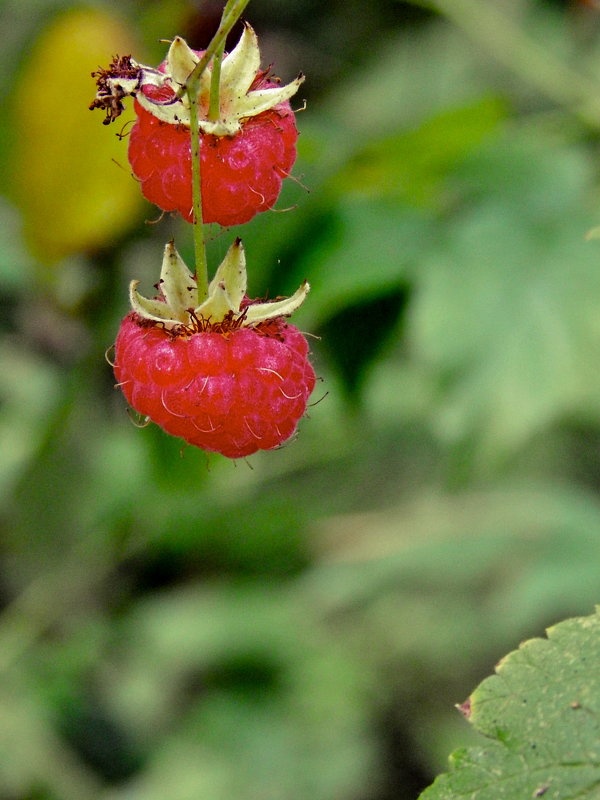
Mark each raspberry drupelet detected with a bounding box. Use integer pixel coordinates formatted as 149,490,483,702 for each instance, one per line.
91,25,304,226
113,240,315,458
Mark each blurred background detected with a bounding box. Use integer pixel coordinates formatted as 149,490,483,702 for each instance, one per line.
2,0,600,797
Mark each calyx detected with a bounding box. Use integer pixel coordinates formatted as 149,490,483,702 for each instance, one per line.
91,24,304,136
130,240,309,332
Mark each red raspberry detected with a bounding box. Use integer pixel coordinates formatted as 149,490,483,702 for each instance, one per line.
114,313,315,458
112,239,315,458
102,25,304,227
90,28,304,225
128,96,298,226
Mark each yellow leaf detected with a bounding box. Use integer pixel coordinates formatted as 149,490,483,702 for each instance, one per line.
12,8,143,262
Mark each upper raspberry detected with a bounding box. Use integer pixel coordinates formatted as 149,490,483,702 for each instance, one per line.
91,24,304,226
126,98,299,226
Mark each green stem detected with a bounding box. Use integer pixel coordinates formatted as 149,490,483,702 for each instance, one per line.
187,84,208,300
183,0,251,296
178,0,251,101
208,40,225,122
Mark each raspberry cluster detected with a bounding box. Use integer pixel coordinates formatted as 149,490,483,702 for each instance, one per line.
92,16,315,458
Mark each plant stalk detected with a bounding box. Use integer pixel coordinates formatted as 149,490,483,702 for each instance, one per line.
187,85,208,299
183,0,251,296
208,40,226,122
179,0,251,101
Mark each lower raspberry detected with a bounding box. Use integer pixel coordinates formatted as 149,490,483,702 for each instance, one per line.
114,313,316,458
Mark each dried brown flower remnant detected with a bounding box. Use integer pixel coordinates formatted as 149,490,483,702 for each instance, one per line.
89,55,141,124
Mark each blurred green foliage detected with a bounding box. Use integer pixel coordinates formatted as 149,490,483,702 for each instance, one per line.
2,1,600,799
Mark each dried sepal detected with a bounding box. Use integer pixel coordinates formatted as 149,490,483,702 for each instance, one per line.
92,24,304,135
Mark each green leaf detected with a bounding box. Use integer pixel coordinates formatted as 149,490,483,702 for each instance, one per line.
420,608,600,800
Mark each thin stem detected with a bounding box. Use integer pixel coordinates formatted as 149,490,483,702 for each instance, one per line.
183,0,251,295
187,85,208,300
208,40,225,122
178,0,251,101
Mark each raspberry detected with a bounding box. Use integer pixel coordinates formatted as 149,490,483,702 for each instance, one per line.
128,97,298,226
113,239,315,458
115,314,315,458
90,25,304,226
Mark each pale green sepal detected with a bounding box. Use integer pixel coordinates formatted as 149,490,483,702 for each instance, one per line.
106,76,141,97
195,281,237,321
129,281,186,327
243,281,310,324
129,239,309,329
200,75,304,134
232,77,305,120
219,24,260,102
207,240,247,311
134,25,303,134
160,241,199,311
166,36,199,87
135,90,184,126
198,118,241,136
